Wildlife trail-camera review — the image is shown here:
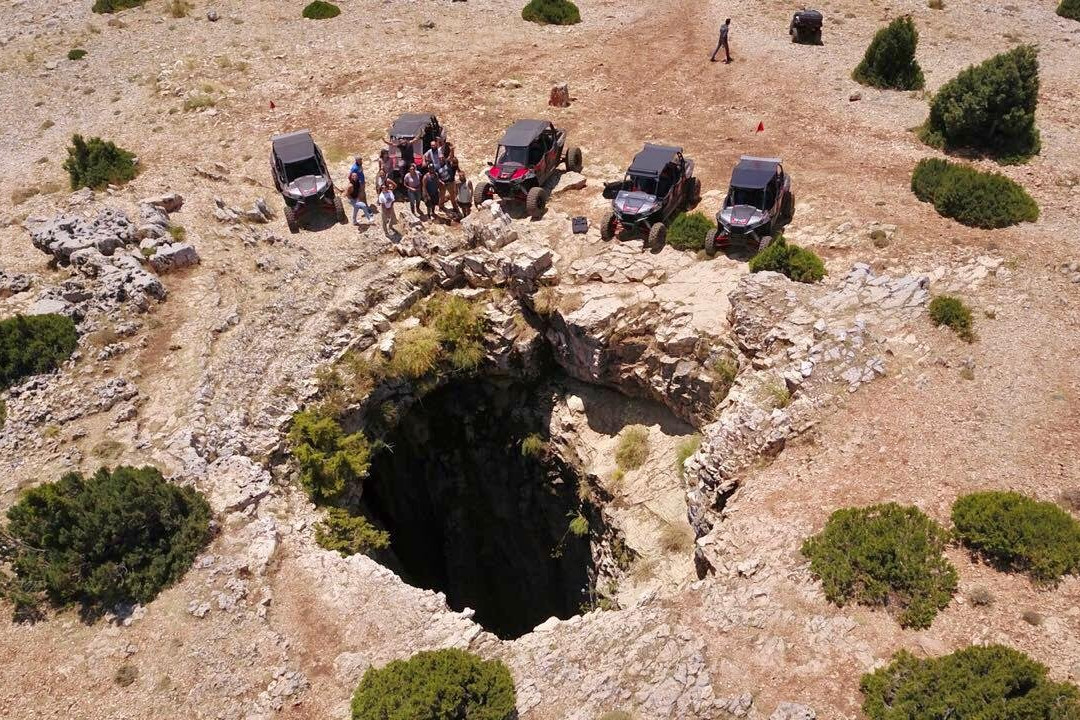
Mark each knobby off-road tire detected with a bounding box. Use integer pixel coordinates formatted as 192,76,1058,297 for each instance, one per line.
284,206,300,234
688,177,701,206
782,191,795,224
648,222,667,252
704,228,718,255
473,180,492,208
565,146,583,173
526,186,548,220
333,195,347,224
600,209,616,241
758,235,773,253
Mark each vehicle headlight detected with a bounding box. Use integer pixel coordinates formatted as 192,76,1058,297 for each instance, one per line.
286,187,302,198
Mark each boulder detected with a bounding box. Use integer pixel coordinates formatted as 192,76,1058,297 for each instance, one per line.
770,702,816,720
149,243,201,272
549,82,571,108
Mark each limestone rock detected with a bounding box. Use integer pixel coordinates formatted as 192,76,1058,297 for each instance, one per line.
770,702,816,720
149,243,200,272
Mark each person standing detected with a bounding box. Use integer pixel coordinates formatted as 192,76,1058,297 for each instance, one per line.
711,18,732,63
378,181,399,239
456,171,473,219
349,156,368,203
422,165,441,220
403,164,422,218
443,147,462,218
346,171,375,225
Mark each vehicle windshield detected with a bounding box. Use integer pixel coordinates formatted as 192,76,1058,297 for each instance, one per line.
730,186,765,210
625,174,658,196
284,157,321,182
496,145,529,165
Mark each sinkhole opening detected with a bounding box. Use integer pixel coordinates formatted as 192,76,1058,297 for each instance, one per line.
361,377,597,640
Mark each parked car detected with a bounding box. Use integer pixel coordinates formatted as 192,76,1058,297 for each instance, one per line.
473,119,582,219
790,9,824,44
269,130,346,233
385,112,446,185
706,156,794,254
599,143,700,251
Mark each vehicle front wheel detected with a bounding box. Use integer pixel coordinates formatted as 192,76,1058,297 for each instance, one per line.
782,191,795,224
600,210,616,241
333,195,347,224
284,206,299,234
757,235,773,253
526,186,549,219
565,146,583,173
704,228,718,256
473,180,492,208
648,222,667,252
688,177,701,206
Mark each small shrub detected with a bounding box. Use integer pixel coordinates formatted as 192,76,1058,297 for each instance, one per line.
1022,609,1044,626
666,212,713,251
182,95,215,112
852,16,924,90
801,503,957,628
0,398,6,429
921,45,1040,162
659,520,694,554
967,585,994,606
91,0,145,13
748,238,825,283
389,326,442,379
860,645,1080,719
302,0,340,19
928,295,974,342
762,378,791,408
568,513,589,537
426,294,485,373
1061,487,1080,512
91,440,124,461
0,466,212,619
287,410,371,505
911,158,1038,229
1060,0,1080,20
0,314,78,390
314,507,389,557
521,433,546,459
63,135,137,190
168,225,186,243
952,490,1080,584
675,435,701,479
351,648,516,720
167,0,190,17
614,425,649,471
67,48,87,61
928,0,944,9
521,0,580,25
533,286,557,316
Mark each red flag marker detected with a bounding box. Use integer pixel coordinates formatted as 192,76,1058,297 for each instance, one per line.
756,121,764,133
270,100,276,110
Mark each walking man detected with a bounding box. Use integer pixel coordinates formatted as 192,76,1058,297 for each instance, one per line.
346,171,375,225
378,182,399,239
711,18,732,63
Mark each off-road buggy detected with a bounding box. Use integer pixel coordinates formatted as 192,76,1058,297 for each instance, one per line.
599,143,700,251
270,130,346,233
705,156,794,255
473,119,583,219
789,9,823,44
385,112,446,185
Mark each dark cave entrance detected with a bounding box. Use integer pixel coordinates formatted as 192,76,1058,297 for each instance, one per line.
362,378,596,639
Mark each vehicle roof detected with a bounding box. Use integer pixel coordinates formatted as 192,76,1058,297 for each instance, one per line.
628,143,683,177
271,130,316,164
389,113,435,139
499,119,551,147
731,156,783,188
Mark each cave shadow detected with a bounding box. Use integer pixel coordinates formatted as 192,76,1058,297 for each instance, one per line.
564,378,696,438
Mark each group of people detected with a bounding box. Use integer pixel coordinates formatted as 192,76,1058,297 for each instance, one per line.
342,137,475,240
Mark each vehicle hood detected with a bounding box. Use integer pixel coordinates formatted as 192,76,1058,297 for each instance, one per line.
614,191,659,215
720,204,769,229
286,175,328,198
489,163,531,182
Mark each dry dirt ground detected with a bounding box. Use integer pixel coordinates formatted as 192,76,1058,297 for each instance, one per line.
0,0,1079,718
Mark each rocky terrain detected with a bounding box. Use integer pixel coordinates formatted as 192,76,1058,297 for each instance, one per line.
1,0,1079,719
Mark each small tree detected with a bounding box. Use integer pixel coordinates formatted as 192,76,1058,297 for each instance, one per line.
1058,0,1080,21
666,212,713,251
748,238,825,283
302,0,340,19
288,411,371,504
314,508,389,556
801,503,957,628
922,45,1040,162
0,314,78,390
521,0,580,25
0,466,211,620
852,16,924,90
63,135,137,190
352,648,517,720
952,491,1080,584
861,645,1080,719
